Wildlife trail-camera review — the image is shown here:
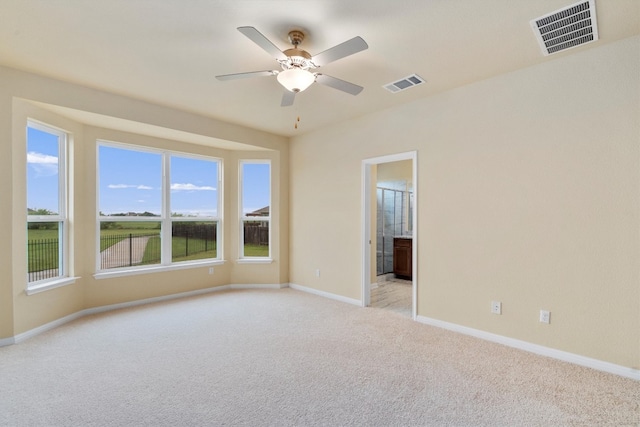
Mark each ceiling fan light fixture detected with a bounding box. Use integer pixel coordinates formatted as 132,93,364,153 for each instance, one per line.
217,26,368,106
277,68,315,93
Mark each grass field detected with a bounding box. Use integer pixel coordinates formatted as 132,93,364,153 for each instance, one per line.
28,222,268,272
27,228,59,241
243,244,269,257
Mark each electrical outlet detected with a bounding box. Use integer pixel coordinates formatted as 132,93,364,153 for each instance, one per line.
208,267,214,275
491,301,502,315
315,269,320,278
539,310,550,324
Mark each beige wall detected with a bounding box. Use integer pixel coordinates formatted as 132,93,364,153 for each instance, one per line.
0,66,289,338
0,96,15,339
290,36,640,368
11,101,86,333
377,160,412,188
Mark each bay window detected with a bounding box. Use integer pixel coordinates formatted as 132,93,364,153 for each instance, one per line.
97,141,221,272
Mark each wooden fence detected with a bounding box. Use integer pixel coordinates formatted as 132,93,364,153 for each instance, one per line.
243,222,269,246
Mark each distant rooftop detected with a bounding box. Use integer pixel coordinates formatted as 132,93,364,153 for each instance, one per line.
247,206,269,217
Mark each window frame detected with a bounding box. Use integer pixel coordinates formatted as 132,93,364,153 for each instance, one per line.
238,159,272,262
96,140,223,277
26,120,71,291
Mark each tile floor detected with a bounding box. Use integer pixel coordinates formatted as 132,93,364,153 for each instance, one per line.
370,275,412,317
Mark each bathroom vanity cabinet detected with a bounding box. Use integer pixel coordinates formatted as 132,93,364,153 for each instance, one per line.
393,237,412,280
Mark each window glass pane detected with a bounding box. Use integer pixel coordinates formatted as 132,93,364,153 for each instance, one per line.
98,144,223,271
28,222,61,281
27,126,60,216
170,156,218,217
99,145,162,216
242,162,270,216
243,220,269,257
241,162,270,258
99,221,161,269
171,221,217,262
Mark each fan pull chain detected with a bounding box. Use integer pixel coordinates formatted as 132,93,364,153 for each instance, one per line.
294,116,300,129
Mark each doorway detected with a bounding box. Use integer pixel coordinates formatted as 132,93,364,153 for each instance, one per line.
361,151,417,319
377,184,413,276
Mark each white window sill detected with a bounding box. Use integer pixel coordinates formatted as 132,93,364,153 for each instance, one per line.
236,258,273,264
93,259,226,280
26,276,79,295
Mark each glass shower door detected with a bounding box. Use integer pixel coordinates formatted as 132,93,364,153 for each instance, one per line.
376,187,409,276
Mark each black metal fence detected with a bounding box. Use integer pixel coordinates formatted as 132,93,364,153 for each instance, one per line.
28,222,269,279
172,223,217,258
28,239,59,281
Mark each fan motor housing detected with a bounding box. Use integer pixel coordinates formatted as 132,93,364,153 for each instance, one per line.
283,48,312,61
281,30,314,69
288,30,305,46
281,48,314,70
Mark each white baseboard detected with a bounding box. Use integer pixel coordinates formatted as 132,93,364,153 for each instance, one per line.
84,285,232,316
14,311,86,344
230,283,288,290
0,336,15,347
288,283,361,306
3,284,289,346
416,315,640,381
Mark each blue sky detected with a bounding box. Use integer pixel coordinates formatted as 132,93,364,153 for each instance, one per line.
98,145,164,215
242,162,270,215
27,126,270,217
27,127,60,214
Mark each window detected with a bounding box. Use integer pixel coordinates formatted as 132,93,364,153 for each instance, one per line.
98,144,162,270
170,155,219,262
239,160,271,259
98,142,221,272
27,121,69,285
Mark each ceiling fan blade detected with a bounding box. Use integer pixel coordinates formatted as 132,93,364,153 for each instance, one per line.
315,74,363,95
237,26,288,61
216,70,277,81
281,90,296,107
312,36,368,67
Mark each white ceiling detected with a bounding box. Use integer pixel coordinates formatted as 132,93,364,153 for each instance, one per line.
1,0,638,138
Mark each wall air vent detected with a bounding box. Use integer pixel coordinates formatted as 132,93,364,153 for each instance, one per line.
531,0,598,56
383,74,425,93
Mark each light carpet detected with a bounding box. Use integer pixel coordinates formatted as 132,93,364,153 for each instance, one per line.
0,288,638,426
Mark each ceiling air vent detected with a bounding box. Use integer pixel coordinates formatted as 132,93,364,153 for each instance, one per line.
531,0,598,56
383,74,425,93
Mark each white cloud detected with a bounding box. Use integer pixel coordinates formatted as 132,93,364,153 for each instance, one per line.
108,184,154,190
171,183,216,191
27,152,58,176
27,152,58,164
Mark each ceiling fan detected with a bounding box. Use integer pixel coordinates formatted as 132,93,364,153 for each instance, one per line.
216,26,368,106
